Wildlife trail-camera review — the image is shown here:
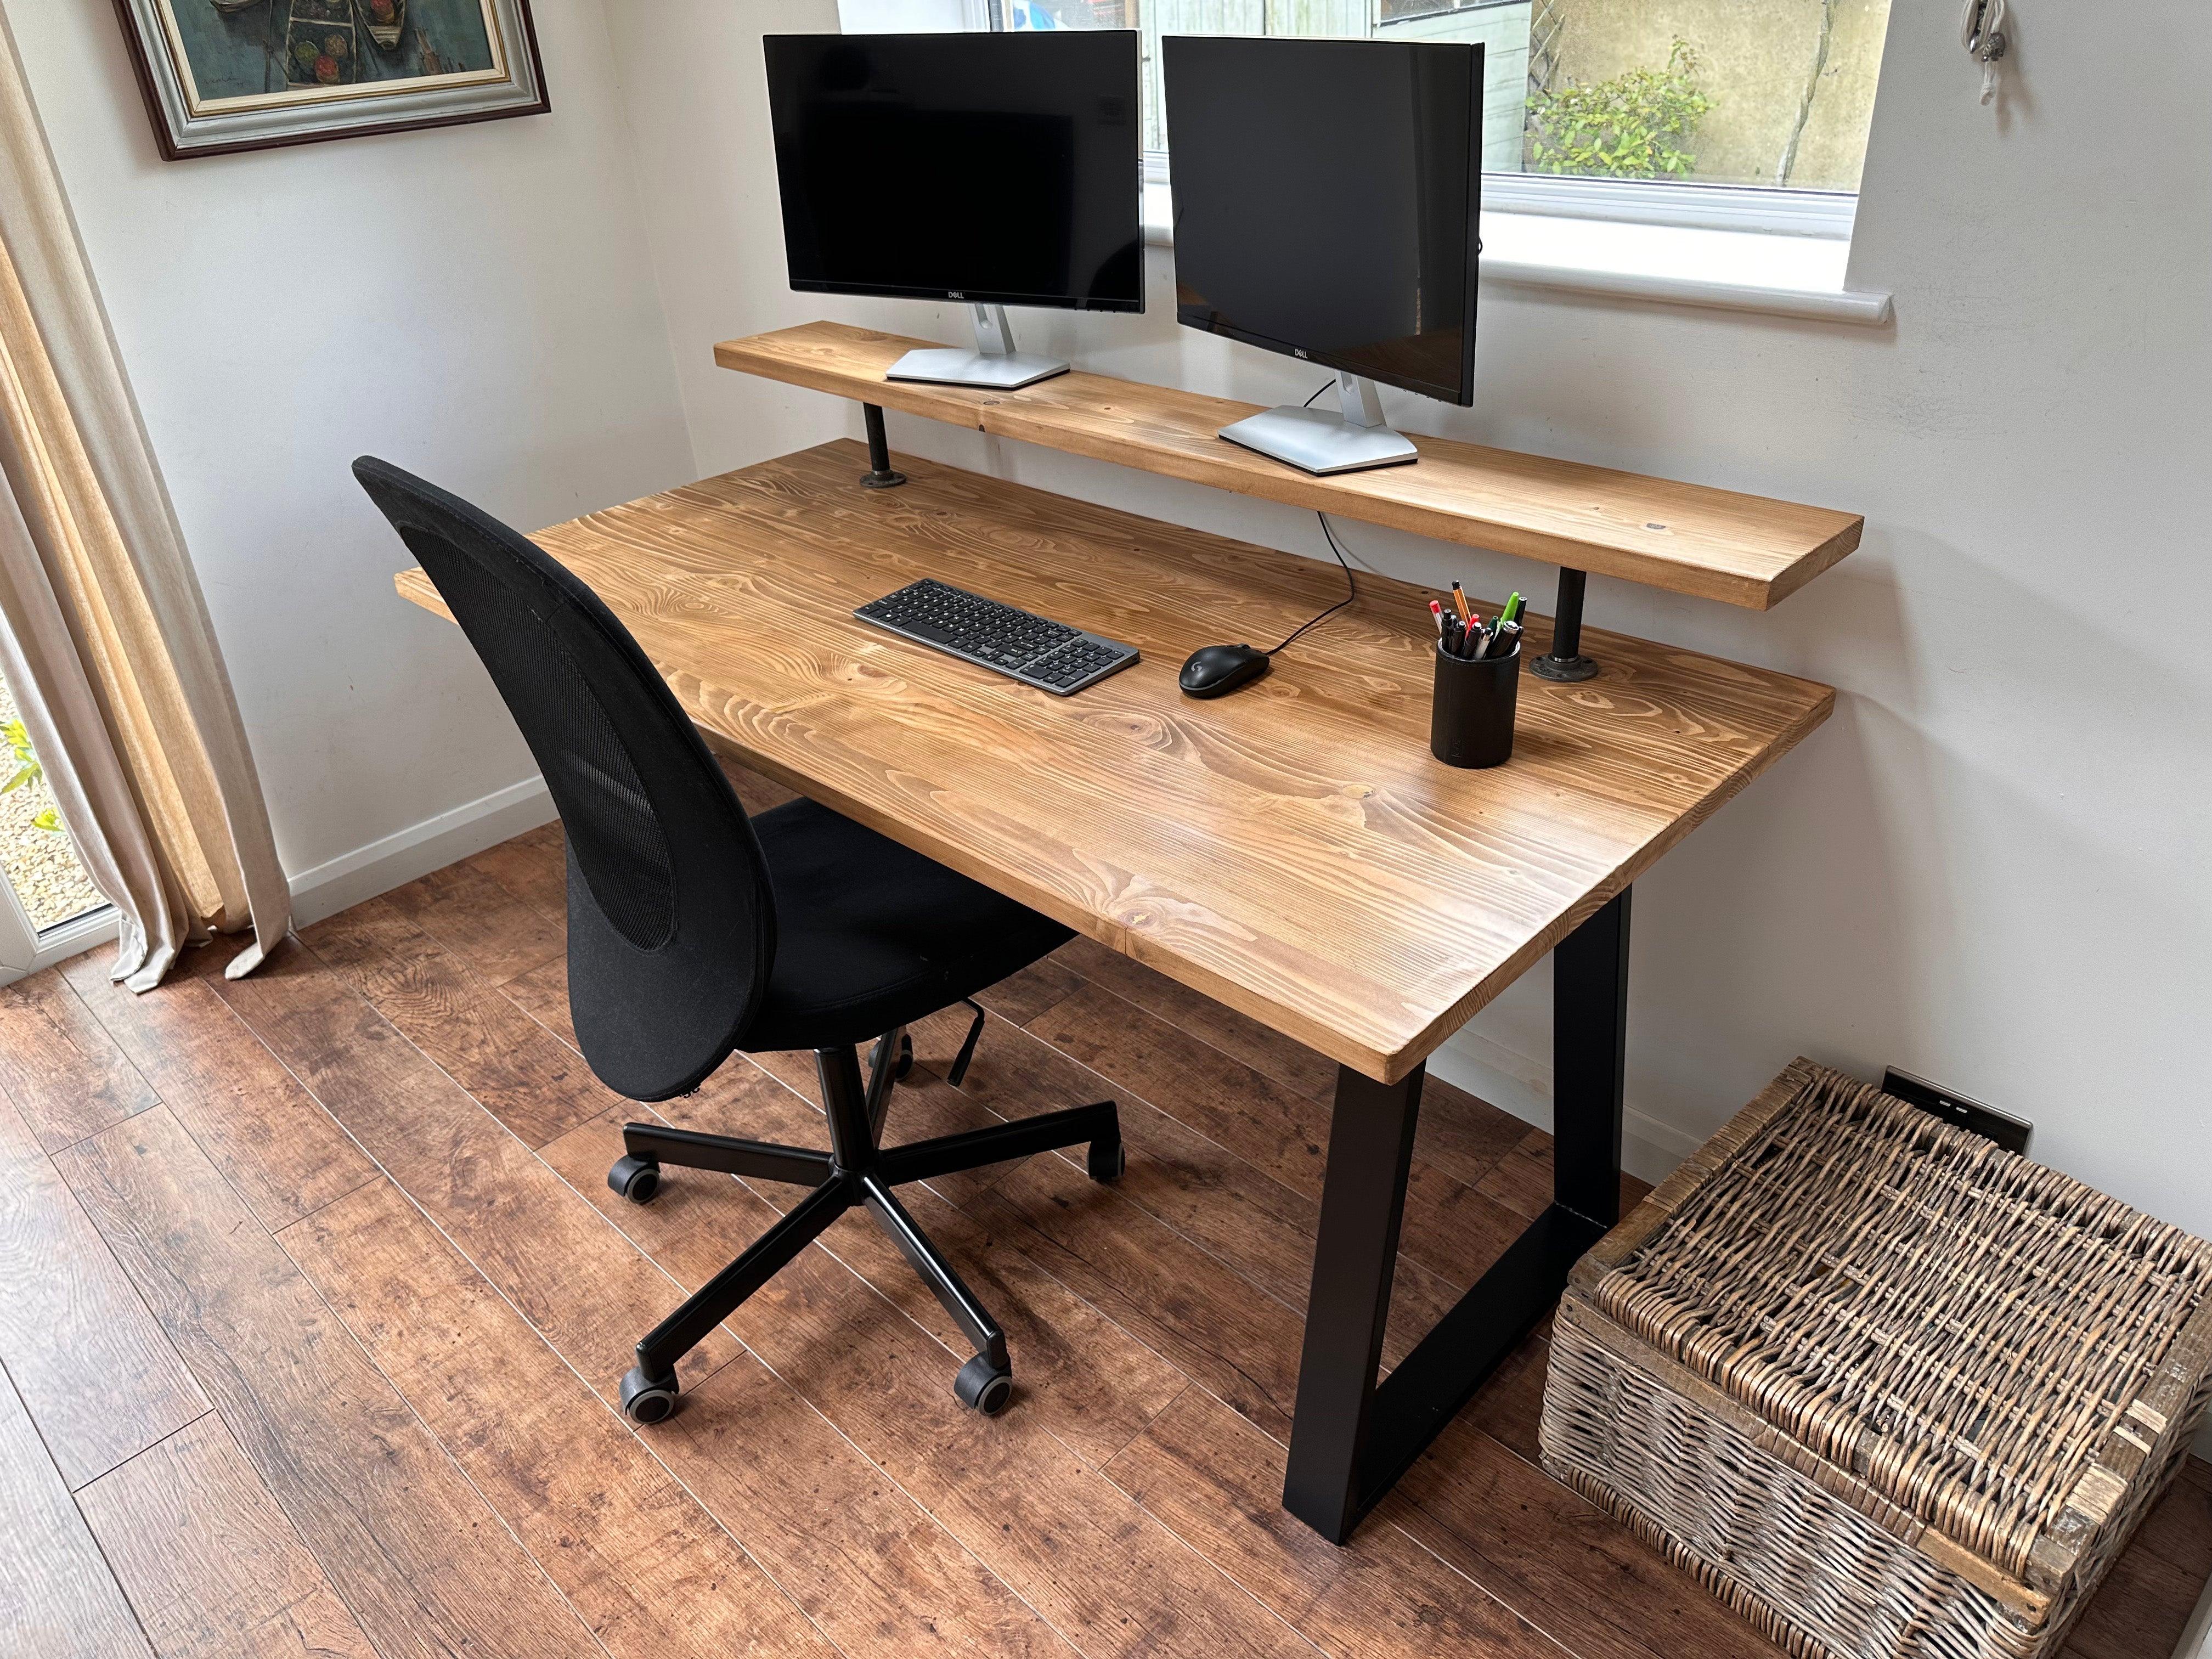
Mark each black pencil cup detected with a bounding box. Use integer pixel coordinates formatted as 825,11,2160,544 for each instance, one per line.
1430,640,1520,769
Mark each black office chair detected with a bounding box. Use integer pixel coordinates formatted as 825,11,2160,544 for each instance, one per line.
353,458,1122,1423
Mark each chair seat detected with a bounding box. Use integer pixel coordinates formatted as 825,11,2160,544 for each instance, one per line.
741,797,1072,1053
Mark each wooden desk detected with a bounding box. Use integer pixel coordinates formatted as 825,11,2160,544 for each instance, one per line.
397,439,1834,1541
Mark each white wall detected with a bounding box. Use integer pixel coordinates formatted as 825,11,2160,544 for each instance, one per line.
611,2,2212,1244
9,0,696,913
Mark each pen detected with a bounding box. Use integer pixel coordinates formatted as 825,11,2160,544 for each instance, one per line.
1498,591,1523,628
1429,599,1447,640
1487,619,1522,659
1450,583,1472,626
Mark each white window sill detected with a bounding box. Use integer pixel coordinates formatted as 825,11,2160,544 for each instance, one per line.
1140,182,1893,327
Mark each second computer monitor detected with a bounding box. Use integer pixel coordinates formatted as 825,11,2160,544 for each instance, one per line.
1165,34,1481,426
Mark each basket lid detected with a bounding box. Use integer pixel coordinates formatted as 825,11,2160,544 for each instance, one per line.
1574,1058,2212,1592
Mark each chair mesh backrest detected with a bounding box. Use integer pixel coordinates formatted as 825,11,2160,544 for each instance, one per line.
353,458,774,1101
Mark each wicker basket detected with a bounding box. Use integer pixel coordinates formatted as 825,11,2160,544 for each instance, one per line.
1540,1057,2212,1659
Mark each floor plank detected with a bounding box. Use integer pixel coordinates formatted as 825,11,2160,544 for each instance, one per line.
658,1318,1083,1659
55,1105,602,1658
639,1171,1327,1659
0,1367,154,1658
0,965,159,1152
382,857,566,986
285,1176,841,1659
59,955,376,1231
303,894,619,1149
1025,984,1500,1293
464,820,568,919
0,1085,207,1488
1048,936,1340,1104
1384,1414,1786,1659
1107,1386,1570,1658
972,1158,1304,1442
207,936,738,1402
77,1412,379,1659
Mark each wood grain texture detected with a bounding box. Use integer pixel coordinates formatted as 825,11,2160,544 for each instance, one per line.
59,953,377,1230
0,967,158,1151
207,938,739,1402
464,821,568,919
715,322,1863,609
1107,1386,1568,1658
382,858,565,987
55,1105,599,1658
394,440,1834,1082
302,895,619,1149
0,1085,207,1489
627,1169,1325,1659
1386,1413,1787,1659
285,1176,838,1659
0,1367,156,1658
76,1413,379,1659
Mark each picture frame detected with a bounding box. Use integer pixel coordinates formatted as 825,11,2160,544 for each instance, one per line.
110,0,548,159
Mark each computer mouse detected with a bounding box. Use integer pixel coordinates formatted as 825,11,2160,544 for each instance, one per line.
1178,642,1270,698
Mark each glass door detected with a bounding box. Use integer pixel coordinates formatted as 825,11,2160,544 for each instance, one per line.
0,669,111,980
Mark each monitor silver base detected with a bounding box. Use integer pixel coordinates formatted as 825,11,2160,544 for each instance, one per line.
887,348,1069,389
884,302,1068,390
1217,374,1419,475
1219,406,1419,475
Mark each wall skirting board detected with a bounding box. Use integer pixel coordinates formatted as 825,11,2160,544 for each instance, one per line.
287,774,556,929
1428,1029,1701,1188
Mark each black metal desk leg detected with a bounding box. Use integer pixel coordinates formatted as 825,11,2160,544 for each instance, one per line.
1280,887,1634,1544
1553,888,1630,1228
1282,1062,1425,1542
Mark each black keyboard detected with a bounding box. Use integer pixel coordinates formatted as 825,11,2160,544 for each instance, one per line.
854,579,1139,696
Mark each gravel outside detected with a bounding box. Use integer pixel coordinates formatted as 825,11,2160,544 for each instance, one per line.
0,674,106,930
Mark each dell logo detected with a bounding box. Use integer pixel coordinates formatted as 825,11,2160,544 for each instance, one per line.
949,291,965,300
1293,348,1309,359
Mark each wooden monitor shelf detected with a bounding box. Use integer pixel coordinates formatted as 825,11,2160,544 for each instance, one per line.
715,320,1861,613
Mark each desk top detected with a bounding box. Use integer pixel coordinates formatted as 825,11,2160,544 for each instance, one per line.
396,441,1833,1082
715,321,1861,611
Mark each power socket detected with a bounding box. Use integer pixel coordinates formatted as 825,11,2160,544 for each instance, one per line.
1881,1067,2033,1155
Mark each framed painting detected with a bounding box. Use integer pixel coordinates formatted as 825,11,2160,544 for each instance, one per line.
111,0,548,159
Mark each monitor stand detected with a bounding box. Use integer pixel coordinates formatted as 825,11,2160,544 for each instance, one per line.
1218,374,1419,475
887,304,1069,391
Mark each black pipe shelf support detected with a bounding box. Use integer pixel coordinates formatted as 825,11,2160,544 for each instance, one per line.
860,402,906,489
1532,566,1600,682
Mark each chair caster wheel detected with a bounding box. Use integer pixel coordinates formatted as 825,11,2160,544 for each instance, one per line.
1087,1140,1125,1182
891,1032,915,1084
608,1155,661,1204
619,1366,679,1425
953,1354,1014,1415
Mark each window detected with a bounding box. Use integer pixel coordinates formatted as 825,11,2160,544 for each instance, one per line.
847,1,1892,238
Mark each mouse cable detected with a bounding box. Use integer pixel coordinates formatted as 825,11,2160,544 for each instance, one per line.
1260,376,1363,658
1265,511,1357,657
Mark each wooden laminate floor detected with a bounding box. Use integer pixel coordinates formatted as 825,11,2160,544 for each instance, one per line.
2,787,2205,1659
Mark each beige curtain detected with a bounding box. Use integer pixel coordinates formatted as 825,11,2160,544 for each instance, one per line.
0,15,287,988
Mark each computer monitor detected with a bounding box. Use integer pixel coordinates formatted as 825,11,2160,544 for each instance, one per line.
1163,35,1482,473
764,31,1143,390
